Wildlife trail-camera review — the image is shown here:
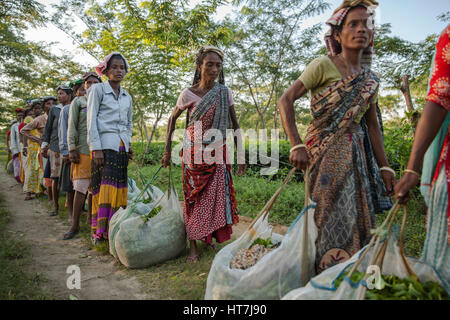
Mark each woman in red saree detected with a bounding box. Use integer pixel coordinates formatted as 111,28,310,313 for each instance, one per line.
279,1,395,274
162,46,246,262
395,25,450,293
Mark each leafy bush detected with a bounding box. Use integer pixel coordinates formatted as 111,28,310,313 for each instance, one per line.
132,139,303,181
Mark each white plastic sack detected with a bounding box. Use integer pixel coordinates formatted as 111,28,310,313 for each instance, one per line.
111,186,186,269
6,160,13,174
109,183,164,258
205,201,318,300
282,234,447,300
127,177,142,202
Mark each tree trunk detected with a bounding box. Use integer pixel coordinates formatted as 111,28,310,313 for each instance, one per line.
258,110,266,130
400,75,415,113
400,75,419,128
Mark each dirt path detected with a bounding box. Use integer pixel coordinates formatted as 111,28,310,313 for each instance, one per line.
0,168,288,300
0,168,150,300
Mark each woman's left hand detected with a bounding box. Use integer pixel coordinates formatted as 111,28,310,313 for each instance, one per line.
381,170,396,197
128,147,133,160
237,164,247,176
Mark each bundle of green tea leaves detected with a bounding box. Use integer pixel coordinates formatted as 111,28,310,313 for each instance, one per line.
335,270,448,300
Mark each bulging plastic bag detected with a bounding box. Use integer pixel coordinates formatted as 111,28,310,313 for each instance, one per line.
282,204,449,300
6,160,13,174
109,180,164,259
205,168,319,300
283,236,447,300
109,172,186,269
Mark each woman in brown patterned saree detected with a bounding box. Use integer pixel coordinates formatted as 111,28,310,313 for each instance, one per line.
278,0,395,274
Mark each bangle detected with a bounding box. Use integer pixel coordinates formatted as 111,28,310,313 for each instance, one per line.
404,169,421,179
290,144,306,153
380,166,396,176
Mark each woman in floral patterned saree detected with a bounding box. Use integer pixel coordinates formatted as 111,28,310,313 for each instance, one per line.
278,0,394,274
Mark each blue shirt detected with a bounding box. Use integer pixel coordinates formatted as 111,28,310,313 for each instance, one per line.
87,81,133,152
58,103,71,156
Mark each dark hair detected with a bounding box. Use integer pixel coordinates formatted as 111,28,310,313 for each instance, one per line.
192,50,225,86
72,83,83,95
106,54,128,73
43,96,57,103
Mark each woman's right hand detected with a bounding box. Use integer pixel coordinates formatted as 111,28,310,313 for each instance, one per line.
161,151,171,168
289,147,309,171
93,150,104,166
69,150,80,164
42,146,49,158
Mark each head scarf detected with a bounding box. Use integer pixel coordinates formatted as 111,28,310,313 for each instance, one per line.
324,0,378,68
95,52,130,77
193,45,225,85
28,99,41,107
82,71,102,83
56,84,71,91
15,108,24,113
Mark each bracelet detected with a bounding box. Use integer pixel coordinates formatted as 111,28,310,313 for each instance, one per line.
290,144,306,153
380,166,396,176
404,169,421,179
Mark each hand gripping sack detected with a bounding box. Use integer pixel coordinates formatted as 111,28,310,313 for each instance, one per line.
111,169,187,269
282,203,448,300
205,168,319,300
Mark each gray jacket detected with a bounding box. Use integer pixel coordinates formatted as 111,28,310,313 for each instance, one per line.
41,105,63,152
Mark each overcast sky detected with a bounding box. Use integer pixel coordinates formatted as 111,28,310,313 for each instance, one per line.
25,0,450,68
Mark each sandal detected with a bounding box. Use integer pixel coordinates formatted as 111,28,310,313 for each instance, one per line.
24,195,33,201
63,229,79,240
186,255,200,263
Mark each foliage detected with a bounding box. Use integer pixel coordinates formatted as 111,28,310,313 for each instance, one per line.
373,23,438,98
52,0,233,149
0,0,85,129
225,0,329,130
383,116,415,174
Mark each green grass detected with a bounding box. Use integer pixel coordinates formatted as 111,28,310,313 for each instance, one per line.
375,193,427,258
0,194,53,300
131,242,227,300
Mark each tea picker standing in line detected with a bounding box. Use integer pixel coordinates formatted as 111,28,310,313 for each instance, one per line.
87,53,133,245
278,0,394,274
161,46,247,263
